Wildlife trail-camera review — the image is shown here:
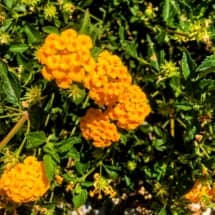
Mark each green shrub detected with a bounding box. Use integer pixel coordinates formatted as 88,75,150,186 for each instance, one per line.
0,0,214,214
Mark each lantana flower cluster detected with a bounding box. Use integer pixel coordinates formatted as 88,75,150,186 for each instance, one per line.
37,28,95,88
84,50,132,106
0,156,49,203
184,180,215,204
80,108,120,148
38,28,151,148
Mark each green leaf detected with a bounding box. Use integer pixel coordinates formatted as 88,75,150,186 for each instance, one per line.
79,10,90,34
56,137,81,154
3,0,15,8
26,131,47,149
122,40,138,59
43,154,57,181
0,19,13,31
72,188,88,209
43,142,60,163
104,166,118,179
196,55,215,73
175,104,193,111
42,26,59,34
162,0,170,22
0,61,20,105
152,139,166,151
147,34,159,70
75,162,89,175
158,207,167,215
24,25,41,44
181,52,190,80
169,77,181,97
199,79,215,91
9,44,28,53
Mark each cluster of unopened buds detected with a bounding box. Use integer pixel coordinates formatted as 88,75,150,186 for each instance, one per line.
37,28,151,148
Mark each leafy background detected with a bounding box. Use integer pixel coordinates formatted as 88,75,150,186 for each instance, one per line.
0,0,215,214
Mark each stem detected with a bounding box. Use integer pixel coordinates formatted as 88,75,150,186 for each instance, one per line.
15,118,31,157
165,27,191,37
0,113,22,119
0,112,29,149
81,161,102,181
70,94,89,136
76,6,103,23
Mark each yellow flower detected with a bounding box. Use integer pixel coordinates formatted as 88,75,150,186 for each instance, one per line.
160,61,179,78
89,173,117,199
0,156,49,203
22,85,43,105
44,4,57,20
0,33,11,45
62,2,75,13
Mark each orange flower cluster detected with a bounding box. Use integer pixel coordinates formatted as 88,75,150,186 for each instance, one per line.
184,180,215,204
80,108,120,148
84,50,132,106
37,28,151,147
37,29,95,88
107,85,151,130
0,156,49,203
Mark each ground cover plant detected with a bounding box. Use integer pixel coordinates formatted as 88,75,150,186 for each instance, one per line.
0,0,215,214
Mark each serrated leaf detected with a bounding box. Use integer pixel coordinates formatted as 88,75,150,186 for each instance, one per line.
0,61,20,105
72,188,88,209
75,162,89,175
196,55,215,73
56,137,81,154
199,79,215,91
43,142,60,163
43,154,57,181
24,25,41,44
9,44,28,53
181,52,190,80
26,131,47,149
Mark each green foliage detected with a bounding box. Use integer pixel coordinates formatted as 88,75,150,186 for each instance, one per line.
0,0,215,214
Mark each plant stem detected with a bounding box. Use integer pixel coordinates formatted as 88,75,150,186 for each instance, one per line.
0,111,29,150
15,118,31,157
76,6,103,23
70,94,89,136
81,161,102,181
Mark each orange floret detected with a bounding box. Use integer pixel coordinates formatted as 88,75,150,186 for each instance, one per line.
107,85,151,130
0,156,49,203
80,108,120,148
